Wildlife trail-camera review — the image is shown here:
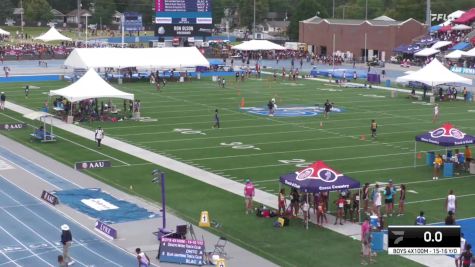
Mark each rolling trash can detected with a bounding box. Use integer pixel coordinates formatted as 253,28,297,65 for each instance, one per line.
371,232,384,252
443,162,454,177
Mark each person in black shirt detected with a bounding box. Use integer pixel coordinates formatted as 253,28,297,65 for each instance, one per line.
290,188,300,217
460,244,472,267
0,92,5,111
267,100,274,116
323,100,332,119
371,119,378,138
60,224,74,265
213,109,220,129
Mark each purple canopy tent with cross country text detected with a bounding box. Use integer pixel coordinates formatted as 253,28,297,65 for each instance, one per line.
279,161,361,227
414,123,475,167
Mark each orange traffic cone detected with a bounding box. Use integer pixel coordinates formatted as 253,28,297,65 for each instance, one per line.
417,153,422,159
240,97,245,108
360,134,366,140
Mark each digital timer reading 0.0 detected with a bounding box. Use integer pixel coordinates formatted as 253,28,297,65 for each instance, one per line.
388,225,461,255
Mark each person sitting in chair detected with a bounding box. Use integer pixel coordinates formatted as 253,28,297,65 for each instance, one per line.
35,126,45,138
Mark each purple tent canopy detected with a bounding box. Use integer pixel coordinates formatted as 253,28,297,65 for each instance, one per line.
415,123,475,147
416,37,439,46
393,44,409,53
279,161,360,193
400,44,422,54
413,123,475,166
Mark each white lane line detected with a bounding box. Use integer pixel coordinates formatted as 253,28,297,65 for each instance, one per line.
0,112,130,166
404,193,475,205
0,239,21,267
0,182,123,267
0,216,62,267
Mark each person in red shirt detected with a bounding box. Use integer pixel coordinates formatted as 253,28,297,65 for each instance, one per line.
278,188,286,215
334,194,345,225
244,179,255,214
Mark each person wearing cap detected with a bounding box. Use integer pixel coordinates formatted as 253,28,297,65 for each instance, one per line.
95,126,105,148
60,224,74,265
0,92,5,111
244,179,255,214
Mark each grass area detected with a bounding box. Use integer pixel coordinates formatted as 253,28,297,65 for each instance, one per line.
3,76,474,266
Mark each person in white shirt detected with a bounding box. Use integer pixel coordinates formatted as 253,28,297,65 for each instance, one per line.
433,104,439,123
446,189,457,214
372,184,382,217
135,248,150,267
95,126,105,148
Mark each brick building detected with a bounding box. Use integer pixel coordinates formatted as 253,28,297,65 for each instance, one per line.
299,16,428,61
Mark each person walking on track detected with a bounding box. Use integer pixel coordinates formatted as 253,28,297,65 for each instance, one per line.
60,224,74,265
95,126,104,148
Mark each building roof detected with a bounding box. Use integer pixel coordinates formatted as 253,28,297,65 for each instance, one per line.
51,9,65,17
266,12,286,20
302,16,422,26
66,9,92,17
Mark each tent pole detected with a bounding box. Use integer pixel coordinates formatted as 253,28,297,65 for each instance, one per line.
358,187,362,224
306,193,309,230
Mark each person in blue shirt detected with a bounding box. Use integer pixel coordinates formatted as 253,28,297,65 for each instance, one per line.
415,211,426,225
384,180,397,217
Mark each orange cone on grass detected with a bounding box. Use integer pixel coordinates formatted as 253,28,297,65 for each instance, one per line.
240,97,245,108
417,153,422,159
360,134,366,140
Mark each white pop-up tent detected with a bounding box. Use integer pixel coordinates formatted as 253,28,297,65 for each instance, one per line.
445,50,465,59
463,47,475,57
232,40,286,51
34,27,72,42
64,47,210,69
0,28,10,36
49,69,134,102
414,47,440,57
396,58,472,86
431,41,452,50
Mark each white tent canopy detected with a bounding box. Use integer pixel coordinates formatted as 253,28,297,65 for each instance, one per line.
440,10,465,26
431,41,452,50
34,27,72,42
232,40,286,51
463,47,475,57
49,69,134,102
452,24,472,31
445,50,465,59
414,48,440,57
64,47,209,69
396,59,472,86
0,28,10,36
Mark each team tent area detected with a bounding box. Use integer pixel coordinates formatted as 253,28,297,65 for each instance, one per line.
413,123,475,176
231,40,286,51
0,28,10,36
279,161,361,228
64,47,210,69
34,26,72,42
396,58,473,87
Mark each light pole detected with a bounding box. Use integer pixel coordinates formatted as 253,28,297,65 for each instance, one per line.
332,0,335,18
253,0,256,39
20,0,24,33
152,169,166,232
77,0,81,39
365,0,368,20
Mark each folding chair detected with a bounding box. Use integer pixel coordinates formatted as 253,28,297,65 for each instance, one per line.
212,237,228,259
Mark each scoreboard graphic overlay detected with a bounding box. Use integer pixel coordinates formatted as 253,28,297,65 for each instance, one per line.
155,0,212,36
388,226,461,255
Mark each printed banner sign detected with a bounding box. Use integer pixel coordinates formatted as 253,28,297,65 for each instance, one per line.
75,160,111,170
451,67,475,76
0,123,27,131
40,190,59,206
159,237,204,265
95,220,117,239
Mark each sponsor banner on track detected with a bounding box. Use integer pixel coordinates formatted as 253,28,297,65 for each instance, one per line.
41,190,59,206
95,220,117,239
0,123,27,131
75,160,111,170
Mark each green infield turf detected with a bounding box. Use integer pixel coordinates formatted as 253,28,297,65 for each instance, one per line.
2,76,474,266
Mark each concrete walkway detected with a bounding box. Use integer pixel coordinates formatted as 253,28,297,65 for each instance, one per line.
3,79,455,267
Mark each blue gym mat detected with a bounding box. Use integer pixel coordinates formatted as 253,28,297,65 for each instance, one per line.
54,188,157,224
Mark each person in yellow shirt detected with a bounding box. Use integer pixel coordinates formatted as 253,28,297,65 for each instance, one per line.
433,154,443,180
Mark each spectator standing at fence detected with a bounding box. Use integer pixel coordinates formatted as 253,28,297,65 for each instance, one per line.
135,248,151,267
95,126,104,148
60,224,74,265
372,184,382,217
362,183,370,215
244,179,255,214
278,188,286,215
464,145,472,171
0,92,5,111
397,184,406,216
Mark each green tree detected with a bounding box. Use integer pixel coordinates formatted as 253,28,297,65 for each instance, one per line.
387,0,424,21
24,0,53,23
288,0,328,40
238,0,269,30
0,0,14,24
91,0,116,25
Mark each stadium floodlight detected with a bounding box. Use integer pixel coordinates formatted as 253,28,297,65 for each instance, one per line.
152,169,167,231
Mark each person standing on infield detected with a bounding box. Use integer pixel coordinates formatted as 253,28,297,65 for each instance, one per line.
60,224,74,265
0,92,5,111
323,100,332,119
244,179,255,214
95,126,104,148
433,104,439,123
370,119,377,139
212,109,220,129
